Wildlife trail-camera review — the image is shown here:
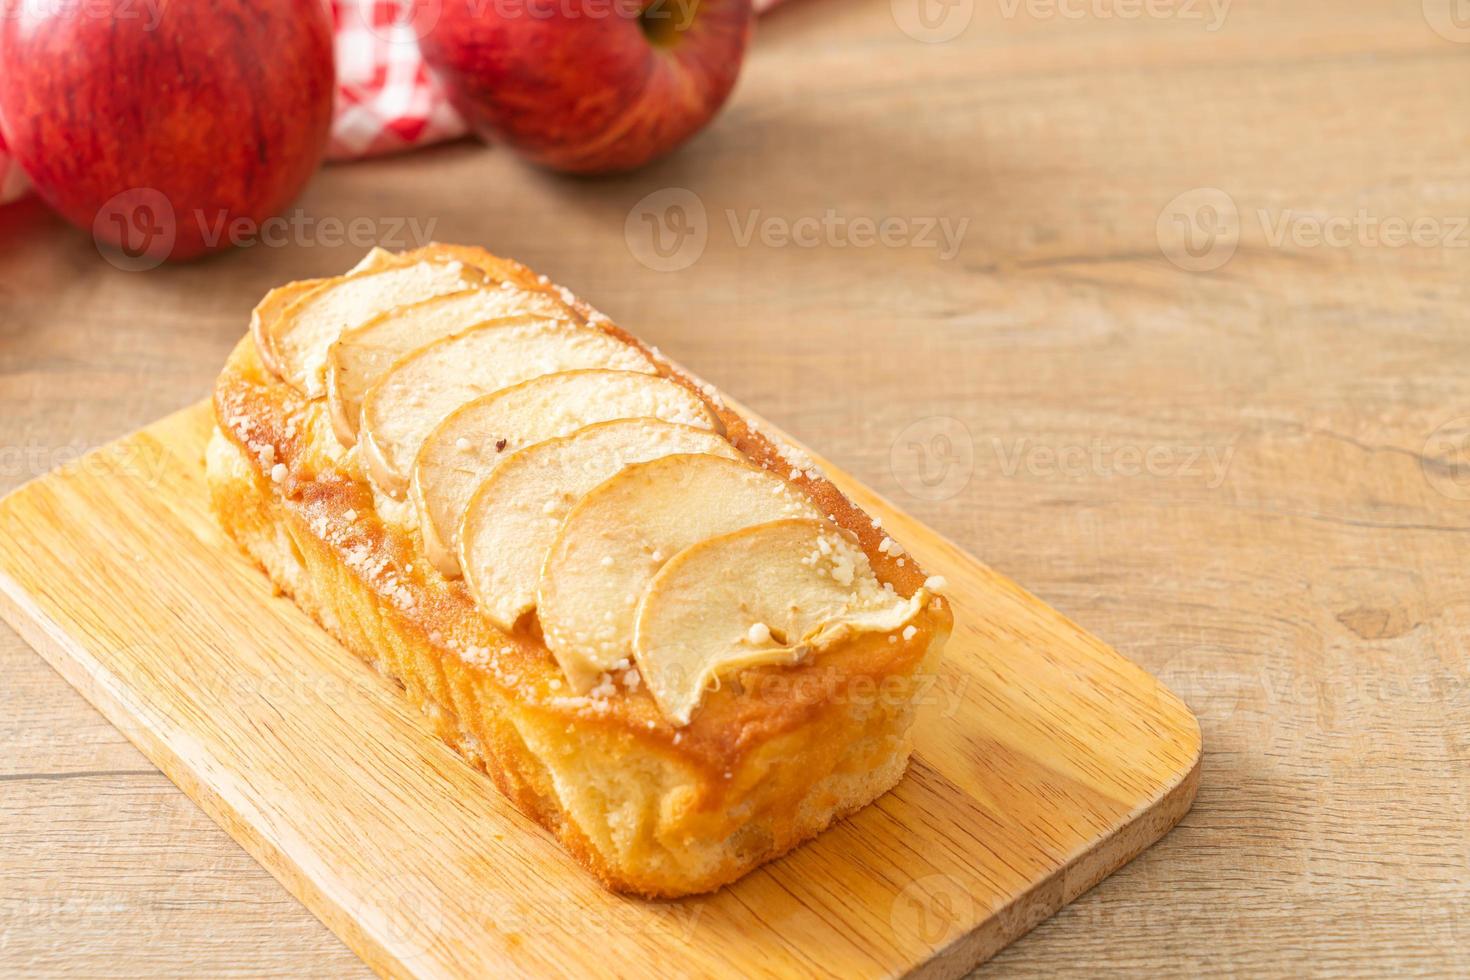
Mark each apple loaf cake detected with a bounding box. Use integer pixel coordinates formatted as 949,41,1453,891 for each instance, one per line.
207,243,953,897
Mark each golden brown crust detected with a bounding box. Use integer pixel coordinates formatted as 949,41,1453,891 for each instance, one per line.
209,244,953,896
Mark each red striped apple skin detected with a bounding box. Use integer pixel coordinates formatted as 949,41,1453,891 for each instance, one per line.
420,0,753,175
0,0,334,261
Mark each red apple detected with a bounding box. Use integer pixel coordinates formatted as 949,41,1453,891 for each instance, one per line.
0,0,334,262
420,0,752,174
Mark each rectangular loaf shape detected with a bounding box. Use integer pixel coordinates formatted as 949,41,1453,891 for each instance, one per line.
207,244,952,897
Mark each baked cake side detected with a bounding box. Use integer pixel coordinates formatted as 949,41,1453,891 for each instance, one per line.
208,245,953,897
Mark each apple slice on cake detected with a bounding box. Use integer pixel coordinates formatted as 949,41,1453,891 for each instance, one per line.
460,418,741,631
358,322,658,499
249,248,398,374
325,284,585,446
411,369,720,576
633,519,927,725
537,453,823,691
258,256,487,397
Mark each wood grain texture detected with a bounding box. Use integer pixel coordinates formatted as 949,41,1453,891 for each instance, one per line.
1,0,1467,975
0,402,1197,978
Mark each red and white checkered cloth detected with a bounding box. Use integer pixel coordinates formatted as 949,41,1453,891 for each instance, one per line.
328,0,468,161
1,0,781,204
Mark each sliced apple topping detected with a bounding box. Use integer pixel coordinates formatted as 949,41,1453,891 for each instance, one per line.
412,369,720,577
265,258,487,398
460,419,741,632
633,519,927,725
537,454,823,691
358,322,657,499
325,285,584,446
250,280,326,378
250,248,398,378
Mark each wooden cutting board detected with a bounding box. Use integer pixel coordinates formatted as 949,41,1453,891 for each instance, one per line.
0,401,1200,978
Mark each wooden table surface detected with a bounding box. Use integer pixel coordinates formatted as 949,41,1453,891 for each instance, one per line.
3,1,1467,975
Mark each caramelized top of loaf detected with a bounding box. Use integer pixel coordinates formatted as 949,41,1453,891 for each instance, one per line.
214,244,951,778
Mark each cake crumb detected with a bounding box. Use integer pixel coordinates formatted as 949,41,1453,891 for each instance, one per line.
270,463,288,483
